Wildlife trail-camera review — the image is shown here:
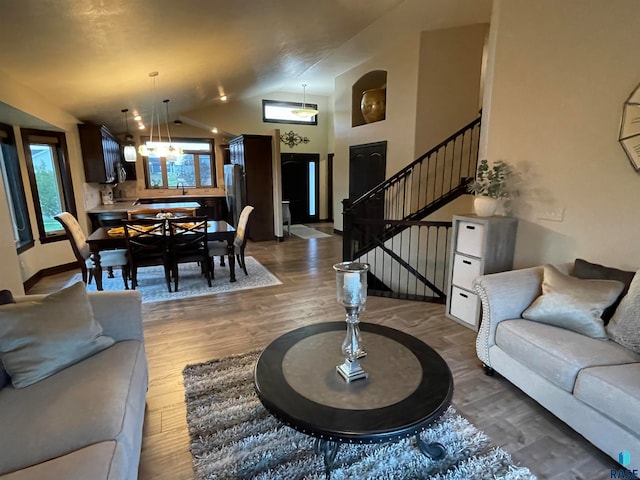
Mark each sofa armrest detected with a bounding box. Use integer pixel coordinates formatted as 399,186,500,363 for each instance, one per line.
88,291,144,343
473,266,544,366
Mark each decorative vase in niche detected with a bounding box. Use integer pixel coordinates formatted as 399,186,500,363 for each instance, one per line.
360,88,386,124
473,196,499,217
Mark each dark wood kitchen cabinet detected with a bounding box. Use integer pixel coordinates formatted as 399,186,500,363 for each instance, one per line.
78,124,122,183
229,134,274,241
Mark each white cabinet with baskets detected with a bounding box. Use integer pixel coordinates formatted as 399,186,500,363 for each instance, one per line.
446,215,518,330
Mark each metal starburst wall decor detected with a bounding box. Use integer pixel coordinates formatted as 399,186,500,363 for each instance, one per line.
280,130,310,148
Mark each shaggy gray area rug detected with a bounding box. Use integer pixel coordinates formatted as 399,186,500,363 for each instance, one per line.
67,256,281,304
183,351,537,480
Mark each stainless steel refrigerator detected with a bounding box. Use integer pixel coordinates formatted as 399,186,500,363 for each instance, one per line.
224,163,246,228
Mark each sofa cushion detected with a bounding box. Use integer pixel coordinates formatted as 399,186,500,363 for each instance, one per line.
495,319,640,392
572,258,635,324
0,289,15,390
0,442,119,480
574,363,640,434
0,282,114,388
607,270,640,354
522,264,623,339
0,340,147,476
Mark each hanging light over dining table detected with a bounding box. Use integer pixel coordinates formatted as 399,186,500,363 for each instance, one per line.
137,72,182,160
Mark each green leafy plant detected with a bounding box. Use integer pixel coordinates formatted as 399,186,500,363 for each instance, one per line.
468,159,513,198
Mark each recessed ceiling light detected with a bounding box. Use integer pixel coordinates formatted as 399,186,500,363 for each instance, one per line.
138,124,145,130
134,114,142,121
211,127,218,134
220,95,227,102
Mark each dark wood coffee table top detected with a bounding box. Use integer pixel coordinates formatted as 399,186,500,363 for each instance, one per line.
254,321,453,444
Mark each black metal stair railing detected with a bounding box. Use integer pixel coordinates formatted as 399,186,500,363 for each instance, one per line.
342,116,481,302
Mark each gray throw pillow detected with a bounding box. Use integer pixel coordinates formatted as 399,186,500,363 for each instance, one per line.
571,258,635,324
607,270,640,353
0,281,114,388
523,264,624,339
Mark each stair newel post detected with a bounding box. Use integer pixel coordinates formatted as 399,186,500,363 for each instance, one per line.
342,198,354,261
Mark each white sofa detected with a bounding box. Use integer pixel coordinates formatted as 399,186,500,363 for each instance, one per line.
474,264,640,472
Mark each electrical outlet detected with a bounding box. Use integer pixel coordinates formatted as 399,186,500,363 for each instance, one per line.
537,207,564,222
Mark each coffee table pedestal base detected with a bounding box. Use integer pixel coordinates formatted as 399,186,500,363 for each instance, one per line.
336,359,368,382
313,434,446,479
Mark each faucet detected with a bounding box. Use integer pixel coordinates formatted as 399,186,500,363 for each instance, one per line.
176,181,187,195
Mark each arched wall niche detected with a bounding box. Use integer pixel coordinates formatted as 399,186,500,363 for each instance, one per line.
352,70,387,127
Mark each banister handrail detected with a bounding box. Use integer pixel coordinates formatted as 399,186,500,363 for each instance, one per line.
347,116,481,210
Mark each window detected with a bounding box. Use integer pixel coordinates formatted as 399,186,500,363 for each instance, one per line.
21,129,76,244
0,123,33,252
262,100,318,125
143,138,216,189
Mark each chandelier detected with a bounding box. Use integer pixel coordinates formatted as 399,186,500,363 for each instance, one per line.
137,72,183,160
291,84,318,118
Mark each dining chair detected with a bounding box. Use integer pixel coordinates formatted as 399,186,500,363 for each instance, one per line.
167,216,211,291
128,207,197,220
123,219,172,292
208,205,254,276
282,201,291,236
127,208,159,220
54,212,129,289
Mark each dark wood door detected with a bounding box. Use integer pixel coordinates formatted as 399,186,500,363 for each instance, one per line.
349,141,386,217
281,153,319,224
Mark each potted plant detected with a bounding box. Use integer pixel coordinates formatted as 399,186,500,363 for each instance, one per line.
468,159,513,216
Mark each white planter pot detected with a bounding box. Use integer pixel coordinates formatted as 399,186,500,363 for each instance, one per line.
473,196,499,217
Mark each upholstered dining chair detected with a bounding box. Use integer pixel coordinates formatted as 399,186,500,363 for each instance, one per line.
167,216,211,291
127,207,197,220
208,205,254,277
122,219,172,292
54,212,129,289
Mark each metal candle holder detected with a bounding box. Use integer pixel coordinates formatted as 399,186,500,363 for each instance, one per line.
333,261,369,382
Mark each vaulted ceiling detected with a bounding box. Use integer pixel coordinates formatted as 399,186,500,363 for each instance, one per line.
0,0,491,133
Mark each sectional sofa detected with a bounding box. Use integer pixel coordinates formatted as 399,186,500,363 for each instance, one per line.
0,287,148,480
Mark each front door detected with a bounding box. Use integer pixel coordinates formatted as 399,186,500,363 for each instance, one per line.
281,153,320,224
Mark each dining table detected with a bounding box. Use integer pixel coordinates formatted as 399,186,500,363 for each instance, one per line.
86,220,237,291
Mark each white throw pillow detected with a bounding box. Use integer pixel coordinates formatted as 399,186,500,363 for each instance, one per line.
522,264,624,339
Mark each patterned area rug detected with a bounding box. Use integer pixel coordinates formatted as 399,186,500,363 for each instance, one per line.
289,224,331,239
68,256,281,304
182,351,537,480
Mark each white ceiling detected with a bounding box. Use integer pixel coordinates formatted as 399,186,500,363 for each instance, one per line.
0,0,491,134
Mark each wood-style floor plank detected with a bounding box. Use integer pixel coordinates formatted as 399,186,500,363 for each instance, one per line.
29,223,617,479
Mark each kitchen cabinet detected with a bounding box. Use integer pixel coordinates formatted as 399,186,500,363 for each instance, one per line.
445,215,518,330
229,134,274,241
78,124,122,183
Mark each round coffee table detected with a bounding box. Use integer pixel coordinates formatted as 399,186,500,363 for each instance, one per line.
254,321,453,475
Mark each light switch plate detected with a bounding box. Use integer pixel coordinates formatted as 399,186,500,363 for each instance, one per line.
537,207,564,222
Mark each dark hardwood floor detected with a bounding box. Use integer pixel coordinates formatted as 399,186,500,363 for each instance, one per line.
29,223,617,479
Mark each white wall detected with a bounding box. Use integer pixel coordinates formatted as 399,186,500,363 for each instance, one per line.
185,91,332,220
415,24,487,156
333,34,422,231
0,71,87,290
482,0,640,270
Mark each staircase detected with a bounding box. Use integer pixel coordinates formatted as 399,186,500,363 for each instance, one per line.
342,117,481,302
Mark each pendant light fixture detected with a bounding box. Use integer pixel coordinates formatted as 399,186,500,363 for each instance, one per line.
138,71,168,158
291,84,318,118
121,109,137,163
163,99,183,162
